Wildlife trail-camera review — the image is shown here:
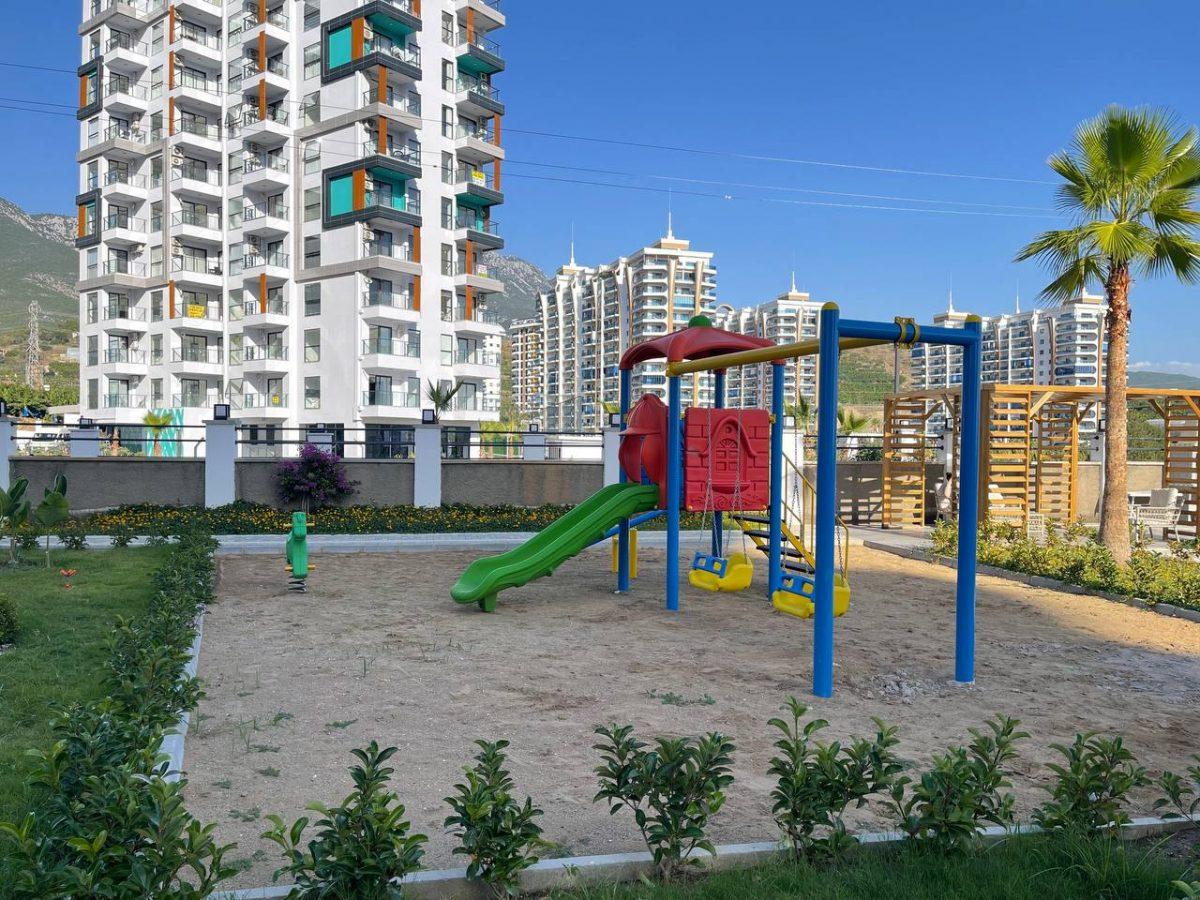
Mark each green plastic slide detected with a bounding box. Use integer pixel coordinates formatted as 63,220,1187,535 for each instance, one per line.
451,482,660,611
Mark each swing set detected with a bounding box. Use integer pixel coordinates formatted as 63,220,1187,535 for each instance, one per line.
613,304,985,698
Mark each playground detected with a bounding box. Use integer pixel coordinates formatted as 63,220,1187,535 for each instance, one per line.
184,543,1200,888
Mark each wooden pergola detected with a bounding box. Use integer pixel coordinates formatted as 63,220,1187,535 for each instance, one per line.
882,384,1200,530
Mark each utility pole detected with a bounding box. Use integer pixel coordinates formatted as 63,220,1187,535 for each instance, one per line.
25,299,43,390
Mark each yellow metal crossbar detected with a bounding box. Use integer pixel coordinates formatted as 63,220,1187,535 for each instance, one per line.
665,336,886,377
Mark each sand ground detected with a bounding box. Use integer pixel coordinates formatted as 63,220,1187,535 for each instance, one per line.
184,545,1200,888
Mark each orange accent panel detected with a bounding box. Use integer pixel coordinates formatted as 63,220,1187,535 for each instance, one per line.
257,0,266,23
465,286,474,320
258,80,267,119
168,281,176,319
258,32,267,69
350,18,365,60
259,274,268,313
376,65,387,103
493,159,501,191
168,5,176,43
352,169,366,210
412,0,420,14
77,205,87,238
412,274,421,311
412,226,421,263
79,75,88,108
168,97,175,135
493,114,501,145
377,115,387,153
168,51,175,90
466,8,475,43
465,238,474,274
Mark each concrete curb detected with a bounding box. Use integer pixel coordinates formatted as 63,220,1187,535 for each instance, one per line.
211,815,1200,899
211,530,713,555
159,608,205,784
863,541,1200,625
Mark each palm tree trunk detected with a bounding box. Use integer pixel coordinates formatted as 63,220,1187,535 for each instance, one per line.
1100,264,1132,564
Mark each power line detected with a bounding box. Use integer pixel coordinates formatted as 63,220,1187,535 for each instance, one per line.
0,103,76,117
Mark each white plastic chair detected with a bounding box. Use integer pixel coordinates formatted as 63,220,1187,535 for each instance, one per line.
1132,488,1182,541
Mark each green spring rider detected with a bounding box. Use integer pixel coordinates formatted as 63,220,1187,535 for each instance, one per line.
285,511,311,592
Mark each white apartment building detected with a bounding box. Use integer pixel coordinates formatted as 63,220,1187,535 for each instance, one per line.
75,0,505,456
534,232,719,431
509,316,542,426
911,291,1108,429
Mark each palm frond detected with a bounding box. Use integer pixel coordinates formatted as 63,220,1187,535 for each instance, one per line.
1145,232,1200,283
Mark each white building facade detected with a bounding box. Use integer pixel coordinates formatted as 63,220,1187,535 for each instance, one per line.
75,0,505,455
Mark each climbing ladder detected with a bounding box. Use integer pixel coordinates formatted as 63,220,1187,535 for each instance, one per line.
730,453,850,588
1032,401,1078,524
882,396,932,527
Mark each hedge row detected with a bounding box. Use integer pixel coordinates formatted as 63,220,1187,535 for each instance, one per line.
0,530,236,897
77,501,709,536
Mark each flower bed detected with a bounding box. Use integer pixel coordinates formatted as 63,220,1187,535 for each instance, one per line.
932,520,1200,610
78,501,707,536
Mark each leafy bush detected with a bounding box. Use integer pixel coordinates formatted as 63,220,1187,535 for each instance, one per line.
444,739,544,898
263,741,427,899
109,524,135,548
1034,733,1149,832
0,528,230,897
593,723,735,881
1155,754,1200,824
0,594,18,644
14,527,40,554
768,697,900,861
55,522,88,551
275,443,357,510
886,715,1027,852
931,519,1200,610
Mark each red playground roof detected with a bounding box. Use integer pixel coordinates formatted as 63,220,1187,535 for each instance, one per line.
618,318,774,371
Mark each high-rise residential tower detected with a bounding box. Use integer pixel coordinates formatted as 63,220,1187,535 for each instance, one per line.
75,0,505,453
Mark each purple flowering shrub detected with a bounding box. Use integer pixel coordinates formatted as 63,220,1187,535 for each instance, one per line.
276,443,358,509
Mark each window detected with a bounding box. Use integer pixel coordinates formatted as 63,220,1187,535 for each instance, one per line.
151,21,163,54
150,245,163,277
441,290,454,321
304,282,321,316
303,3,319,30
304,328,320,362
304,376,320,409
442,12,455,43
441,243,453,276
151,378,164,405
86,292,99,323
441,333,453,366
86,335,98,366
301,92,320,125
303,43,320,79
304,187,321,222
150,66,162,98
87,118,100,148
150,290,163,321
441,197,453,229
303,140,321,174
151,334,163,364
304,236,320,269
442,105,454,138
87,379,98,409
442,150,454,184
87,30,100,60
442,60,454,91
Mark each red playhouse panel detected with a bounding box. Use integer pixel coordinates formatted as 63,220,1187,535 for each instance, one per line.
619,394,670,506
683,408,770,512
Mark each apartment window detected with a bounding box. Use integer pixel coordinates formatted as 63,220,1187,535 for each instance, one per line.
150,66,162,98
441,198,453,229
303,140,320,174
304,282,321,316
441,150,454,183
442,105,454,139
150,290,163,321
82,71,99,106
87,379,98,409
304,376,321,409
301,92,320,125
304,329,320,362
304,187,320,222
151,378,163,406
151,21,163,54
304,236,321,269
441,290,454,321
86,30,100,60
150,334,163,364
150,245,163,277
441,12,454,43
87,118,100,148
228,149,243,183
86,335,98,366
440,334,454,366
150,201,162,233
303,43,320,79
85,293,99,323
442,60,454,91
303,3,319,29
441,243,453,276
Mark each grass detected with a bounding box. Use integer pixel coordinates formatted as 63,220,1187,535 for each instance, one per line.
0,546,170,821
552,834,1196,900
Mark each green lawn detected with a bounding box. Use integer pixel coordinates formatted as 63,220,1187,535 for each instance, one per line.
554,835,1196,900
0,546,170,821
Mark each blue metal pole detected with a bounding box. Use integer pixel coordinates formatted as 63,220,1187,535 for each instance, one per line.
617,368,632,592
813,302,841,698
955,316,983,683
666,375,682,611
768,363,785,601
712,369,725,556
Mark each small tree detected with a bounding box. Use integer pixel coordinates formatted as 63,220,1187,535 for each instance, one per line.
425,380,463,423
32,475,68,567
836,408,868,435
0,477,30,564
142,410,173,457
786,397,812,431
275,444,356,511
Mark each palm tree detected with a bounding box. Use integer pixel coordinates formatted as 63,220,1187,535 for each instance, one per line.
785,396,812,431
143,410,173,457
1017,106,1200,563
836,408,868,435
425,379,462,423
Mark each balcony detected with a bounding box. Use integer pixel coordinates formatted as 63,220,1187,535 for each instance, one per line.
100,170,148,202
231,298,290,328
363,191,421,227
170,303,223,334
241,57,290,96
241,345,289,375
455,262,504,294
99,393,149,412
453,167,503,207
240,251,290,283
360,390,419,420
172,209,222,244
104,33,149,72
82,258,148,287
363,89,421,126
241,204,291,237
84,0,164,29
239,106,290,147
234,392,289,419
361,141,422,178
453,214,503,250
453,348,500,378
175,23,222,64
454,123,503,163
455,0,505,29
172,390,223,409
171,254,224,288
241,153,290,190
171,164,222,198
173,74,224,114
174,0,222,23
234,7,289,49
102,213,147,245
361,289,418,324
98,347,148,377
455,74,504,116
364,37,421,80
168,345,223,376
360,338,421,373
454,29,504,75
360,241,420,278
445,394,501,424
96,305,148,333
453,307,503,335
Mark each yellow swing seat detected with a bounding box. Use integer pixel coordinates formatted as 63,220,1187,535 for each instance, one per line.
689,551,754,593
772,572,851,619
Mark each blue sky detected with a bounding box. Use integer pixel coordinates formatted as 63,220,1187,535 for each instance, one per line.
3,0,1198,372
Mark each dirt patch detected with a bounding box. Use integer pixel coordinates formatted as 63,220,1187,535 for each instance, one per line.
185,545,1200,888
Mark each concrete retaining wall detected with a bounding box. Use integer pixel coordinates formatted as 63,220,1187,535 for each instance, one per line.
441,460,604,506
235,459,416,507
1076,461,1164,522
12,457,206,512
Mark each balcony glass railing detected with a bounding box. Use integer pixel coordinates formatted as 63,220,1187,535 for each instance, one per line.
171,303,222,321
453,30,502,57
178,72,221,95
363,241,411,260
362,338,420,357
361,290,415,310
242,345,288,362
455,123,497,144
454,216,500,236
99,305,145,322
362,141,421,164
173,210,221,230
172,165,221,186
87,0,165,19
235,392,288,410
106,33,149,54
456,308,501,325
363,89,421,115
172,391,222,408
103,171,146,188
361,390,418,408
241,106,289,126
364,37,420,67
102,348,146,364
171,346,222,365
177,25,220,49
231,298,288,319
172,255,223,276
454,349,499,367
456,75,500,102
88,259,147,278
452,395,501,413
456,168,496,189
243,204,290,222
177,119,221,140
104,213,146,231
243,154,289,175
378,0,416,14
363,192,420,214
102,394,148,409
242,251,290,269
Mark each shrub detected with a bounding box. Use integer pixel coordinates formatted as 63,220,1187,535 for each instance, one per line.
263,741,427,899
275,443,357,511
14,527,40,554
444,739,544,898
1155,754,1200,825
1034,733,1149,832
109,524,135,548
55,522,88,551
768,697,900,861
886,715,1027,852
0,595,18,644
593,723,735,881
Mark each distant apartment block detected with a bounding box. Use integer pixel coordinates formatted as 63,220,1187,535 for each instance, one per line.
509,316,542,426
75,0,507,454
